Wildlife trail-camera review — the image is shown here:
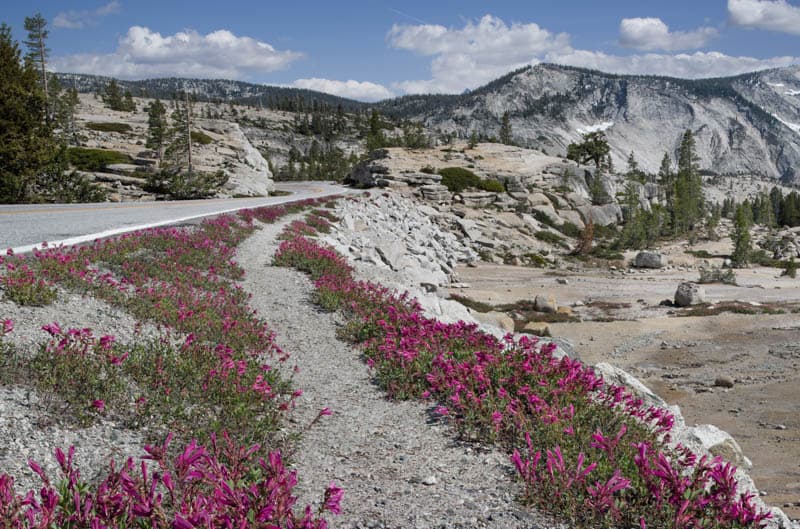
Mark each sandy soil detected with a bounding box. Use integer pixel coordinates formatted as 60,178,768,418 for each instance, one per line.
455,261,800,517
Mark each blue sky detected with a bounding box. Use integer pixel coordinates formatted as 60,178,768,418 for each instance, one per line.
3,0,800,101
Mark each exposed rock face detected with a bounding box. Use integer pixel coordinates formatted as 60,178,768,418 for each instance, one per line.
674,282,707,307
633,251,668,269
382,63,800,184
534,295,557,313
195,120,275,197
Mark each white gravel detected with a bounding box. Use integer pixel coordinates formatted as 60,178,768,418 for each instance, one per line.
236,217,556,529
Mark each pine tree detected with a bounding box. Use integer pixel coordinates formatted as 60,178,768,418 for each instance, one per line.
468,130,478,149
123,91,136,112
146,99,168,163
566,131,610,172
23,13,50,124
0,24,56,203
731,203,752,267
56,86,80,144
672,130,704,235
499,111,513,145
163,92,193,176
102,79,124,111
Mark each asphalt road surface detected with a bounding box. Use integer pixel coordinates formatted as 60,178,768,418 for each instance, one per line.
0,182,350,253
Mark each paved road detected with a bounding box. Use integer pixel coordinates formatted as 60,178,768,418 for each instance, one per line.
0,182,350,253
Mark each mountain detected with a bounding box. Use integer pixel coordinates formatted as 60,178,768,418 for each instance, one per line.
376,64,800,184
54,73,366,112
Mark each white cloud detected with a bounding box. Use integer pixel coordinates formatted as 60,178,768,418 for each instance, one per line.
387,14,571,93
51,26,303,79
54,1,121,30
619,17,717,51
728,0,800,35
388,14,800,95
291,78,394,102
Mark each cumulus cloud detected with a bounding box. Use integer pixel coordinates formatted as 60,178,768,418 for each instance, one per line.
388,14,800,94
387,14,571,93
291,78,394,102
619,17,717,51
728,0,800,35
51,26,303,79
54,1,121,30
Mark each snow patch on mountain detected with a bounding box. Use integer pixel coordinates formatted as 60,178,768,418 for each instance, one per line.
576,121,614,134
771,113,800,134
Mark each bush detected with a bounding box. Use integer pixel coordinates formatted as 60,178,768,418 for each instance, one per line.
85,122,132,133
438,166,480,193
698,267,737,285
478,179,505,193
535,230,567,248
557,221,582,238
146,170,228,199
66,148,131,171
782,258,797,278
191,130,214,145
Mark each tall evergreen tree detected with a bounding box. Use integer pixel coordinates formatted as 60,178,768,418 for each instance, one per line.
102,79,124,111
23,13,50,124
671,129,704,234
146,99,168,163
499,111,513,145
731,203,753,267
566,131,610,172
0,24,55,203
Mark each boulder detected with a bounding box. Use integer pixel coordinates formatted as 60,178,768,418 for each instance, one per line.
527,192,552,207
675,424,752,471
456,218,483,241
419,184,450,202
674,282,706,307
531,204,564,226
376,241,407,271
557,209,585,230
472,311,516,333
522,322,551,336
633,251,668,268
534,294,557,313
576,204,623,226
461,191,495,208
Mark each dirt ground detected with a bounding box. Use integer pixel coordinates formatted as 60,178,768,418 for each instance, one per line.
455,261,800,517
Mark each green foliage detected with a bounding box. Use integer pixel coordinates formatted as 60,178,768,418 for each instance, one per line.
499,111,513,145
450,294,494,313
438,166,481,193
66,147,131,171
145,98,168,161
101,79,135,111
276,140,359,182
146,169,228,199
46,169,107,203
783,258,797,278
2,266,58,306
557,221,582,238
85,121,132,133
669,130,705,235
731,203,752,267
535,230,567,248
566,131,610,170
0,24,60,203
190,130,214,145
698,267,737,285
477,178,505,193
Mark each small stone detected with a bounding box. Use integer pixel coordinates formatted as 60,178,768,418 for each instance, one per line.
421,475,437,486
556,306,573,316
522,322,550,336
775,424,787,430
556,278,569,285
714,375,735,388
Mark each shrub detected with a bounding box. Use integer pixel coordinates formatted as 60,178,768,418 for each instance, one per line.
557,221,582,238
191,130,214,145
698,267,737,285
783,258,797,278
535,230,567,247
66,147,131,171
438,166,480,193
478,179,505,193
85,122,132,133
146,170,228,199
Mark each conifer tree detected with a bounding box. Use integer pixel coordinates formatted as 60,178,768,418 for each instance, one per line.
102,79,124,111
146,99,168,163
0,24,55,202
499,111,513,145
731,203,752,267
23,13,50,123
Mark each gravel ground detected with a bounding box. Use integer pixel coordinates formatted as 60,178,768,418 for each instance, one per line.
0,292,161,493
236,218,557,529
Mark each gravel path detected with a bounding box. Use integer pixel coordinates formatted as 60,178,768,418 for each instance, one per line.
237,218,556,529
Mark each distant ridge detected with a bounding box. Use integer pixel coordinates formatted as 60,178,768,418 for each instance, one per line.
54,73,367,112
